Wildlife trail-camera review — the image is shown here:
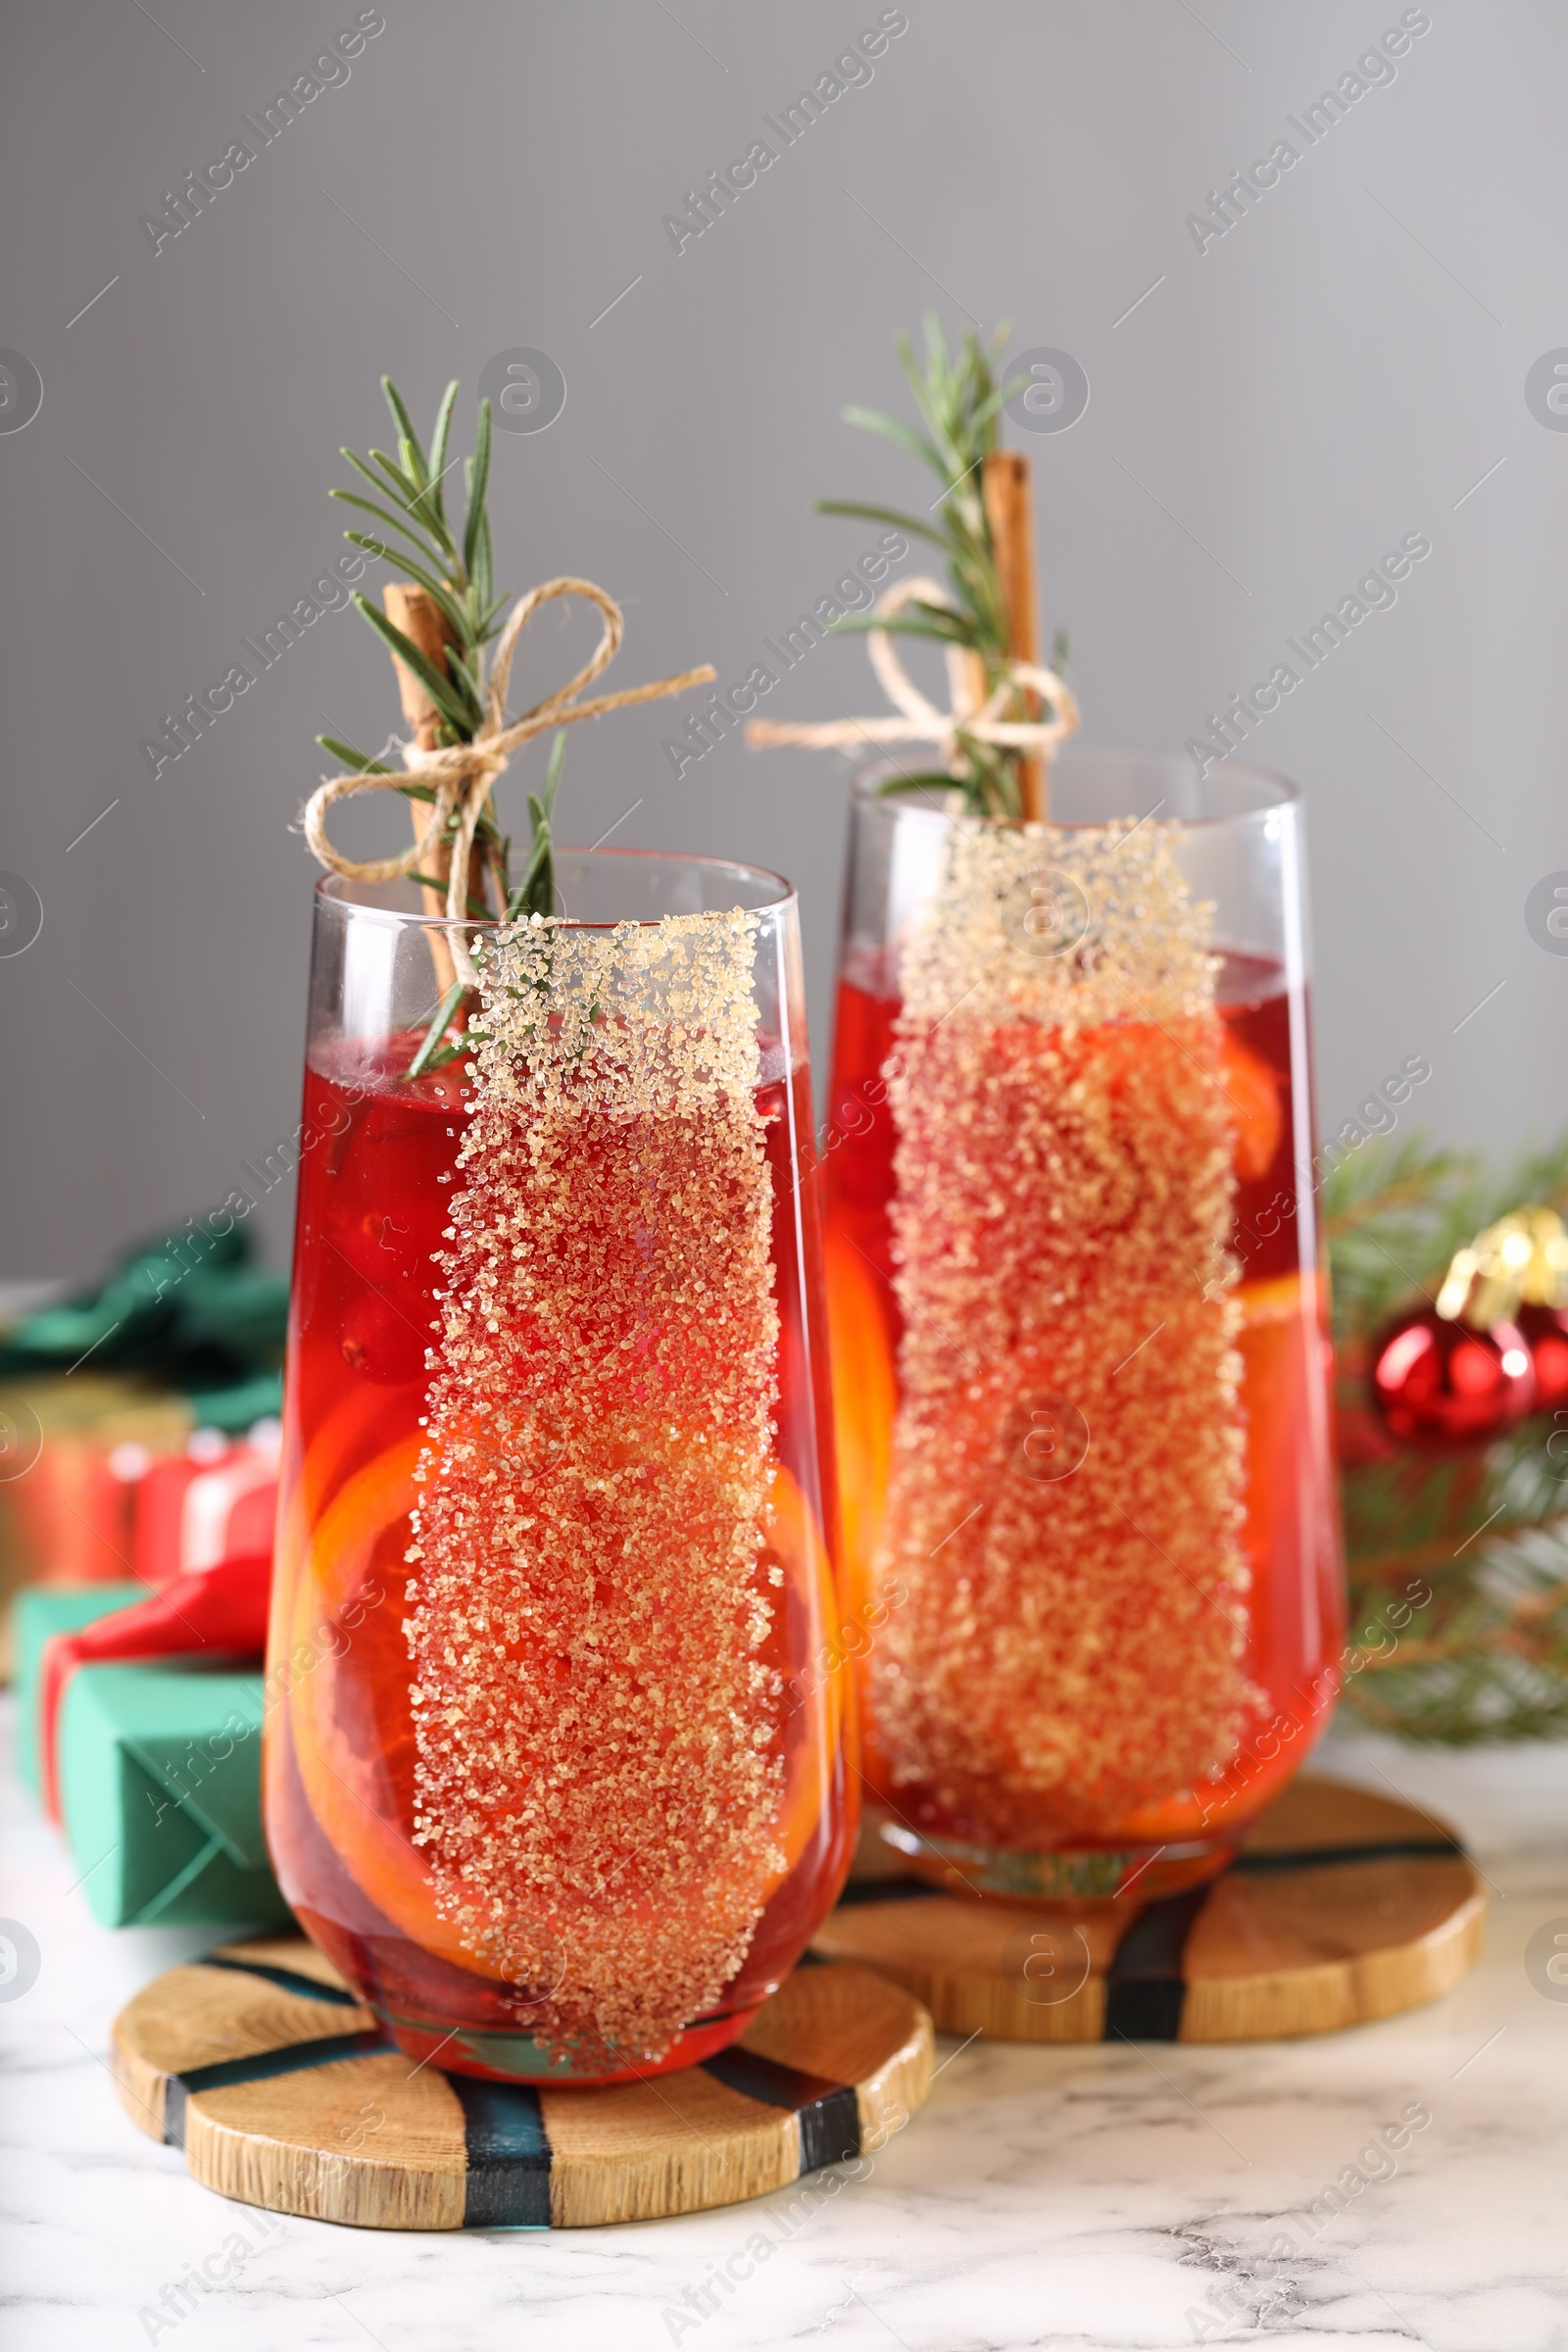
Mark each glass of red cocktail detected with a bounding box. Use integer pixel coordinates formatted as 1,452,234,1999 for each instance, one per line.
823,749,1343,1899
266,850,854,2081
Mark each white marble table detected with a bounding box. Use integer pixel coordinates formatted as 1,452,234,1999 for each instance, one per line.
5,1697,1567,2352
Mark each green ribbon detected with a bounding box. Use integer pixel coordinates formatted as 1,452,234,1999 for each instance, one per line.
0,1221,287,1431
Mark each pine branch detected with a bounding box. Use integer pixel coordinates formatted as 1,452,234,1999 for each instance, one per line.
1330,1126,1568,1742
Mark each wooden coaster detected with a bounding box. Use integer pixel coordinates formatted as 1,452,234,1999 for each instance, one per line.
811,1776,1485,2044
112,1937,933,2230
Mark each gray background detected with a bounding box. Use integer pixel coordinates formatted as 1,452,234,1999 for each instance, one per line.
1,0,1560,1280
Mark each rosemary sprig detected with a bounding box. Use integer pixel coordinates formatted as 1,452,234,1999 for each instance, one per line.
508,728,566,923
315,376,566,1079
406,980,466,1080
319,375,509,756
819,316,1067,819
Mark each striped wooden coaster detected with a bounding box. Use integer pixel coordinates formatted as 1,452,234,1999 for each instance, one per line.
112,1939,932,2230
811,1776,1485,2043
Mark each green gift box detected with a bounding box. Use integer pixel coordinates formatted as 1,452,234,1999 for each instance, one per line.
13,1584,289,1930
59,1662,289,1929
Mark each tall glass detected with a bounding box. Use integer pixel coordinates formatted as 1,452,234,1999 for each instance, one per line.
824,750,1343,1898
265,854,854,2082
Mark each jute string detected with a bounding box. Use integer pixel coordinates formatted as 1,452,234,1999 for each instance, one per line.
304,576,713,980
746,573,1079,772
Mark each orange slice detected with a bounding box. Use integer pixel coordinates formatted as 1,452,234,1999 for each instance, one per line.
279,1432,495,1973
281,1431,843,1979
270,1376,408,1605
1221,1031,1283,1181
763,1461,846,1875
1235,1269,1331,1579
823,1228,898,1620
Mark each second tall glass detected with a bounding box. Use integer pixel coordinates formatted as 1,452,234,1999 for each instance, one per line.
823,750,1344,1898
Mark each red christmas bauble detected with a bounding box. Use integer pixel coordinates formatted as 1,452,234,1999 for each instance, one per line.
1370,1307,1536,1448
1516,1300,1568,1413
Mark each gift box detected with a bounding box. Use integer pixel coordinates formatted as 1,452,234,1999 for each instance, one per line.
128,1432,228,1588
0,1376,192,1611
0,1221,288,1631
12,1582,287,1929
59,1660,287,1929
132,1425,280,1586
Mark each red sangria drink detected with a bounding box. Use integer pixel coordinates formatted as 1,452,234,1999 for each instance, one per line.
823,753,1344,1898
266,854,855,2082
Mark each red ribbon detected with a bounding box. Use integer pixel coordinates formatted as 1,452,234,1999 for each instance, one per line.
37,1552,272,1826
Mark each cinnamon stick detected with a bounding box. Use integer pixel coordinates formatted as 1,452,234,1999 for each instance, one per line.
385,584,466,998
384,584,498,971
981,451,1046,823
384,580,455,755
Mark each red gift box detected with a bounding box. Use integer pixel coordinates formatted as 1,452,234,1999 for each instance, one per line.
130,1422,280,1587
0,1376,191,1597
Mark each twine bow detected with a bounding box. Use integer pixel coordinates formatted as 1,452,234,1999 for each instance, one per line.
745,573,1079,776
304,576,713,977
